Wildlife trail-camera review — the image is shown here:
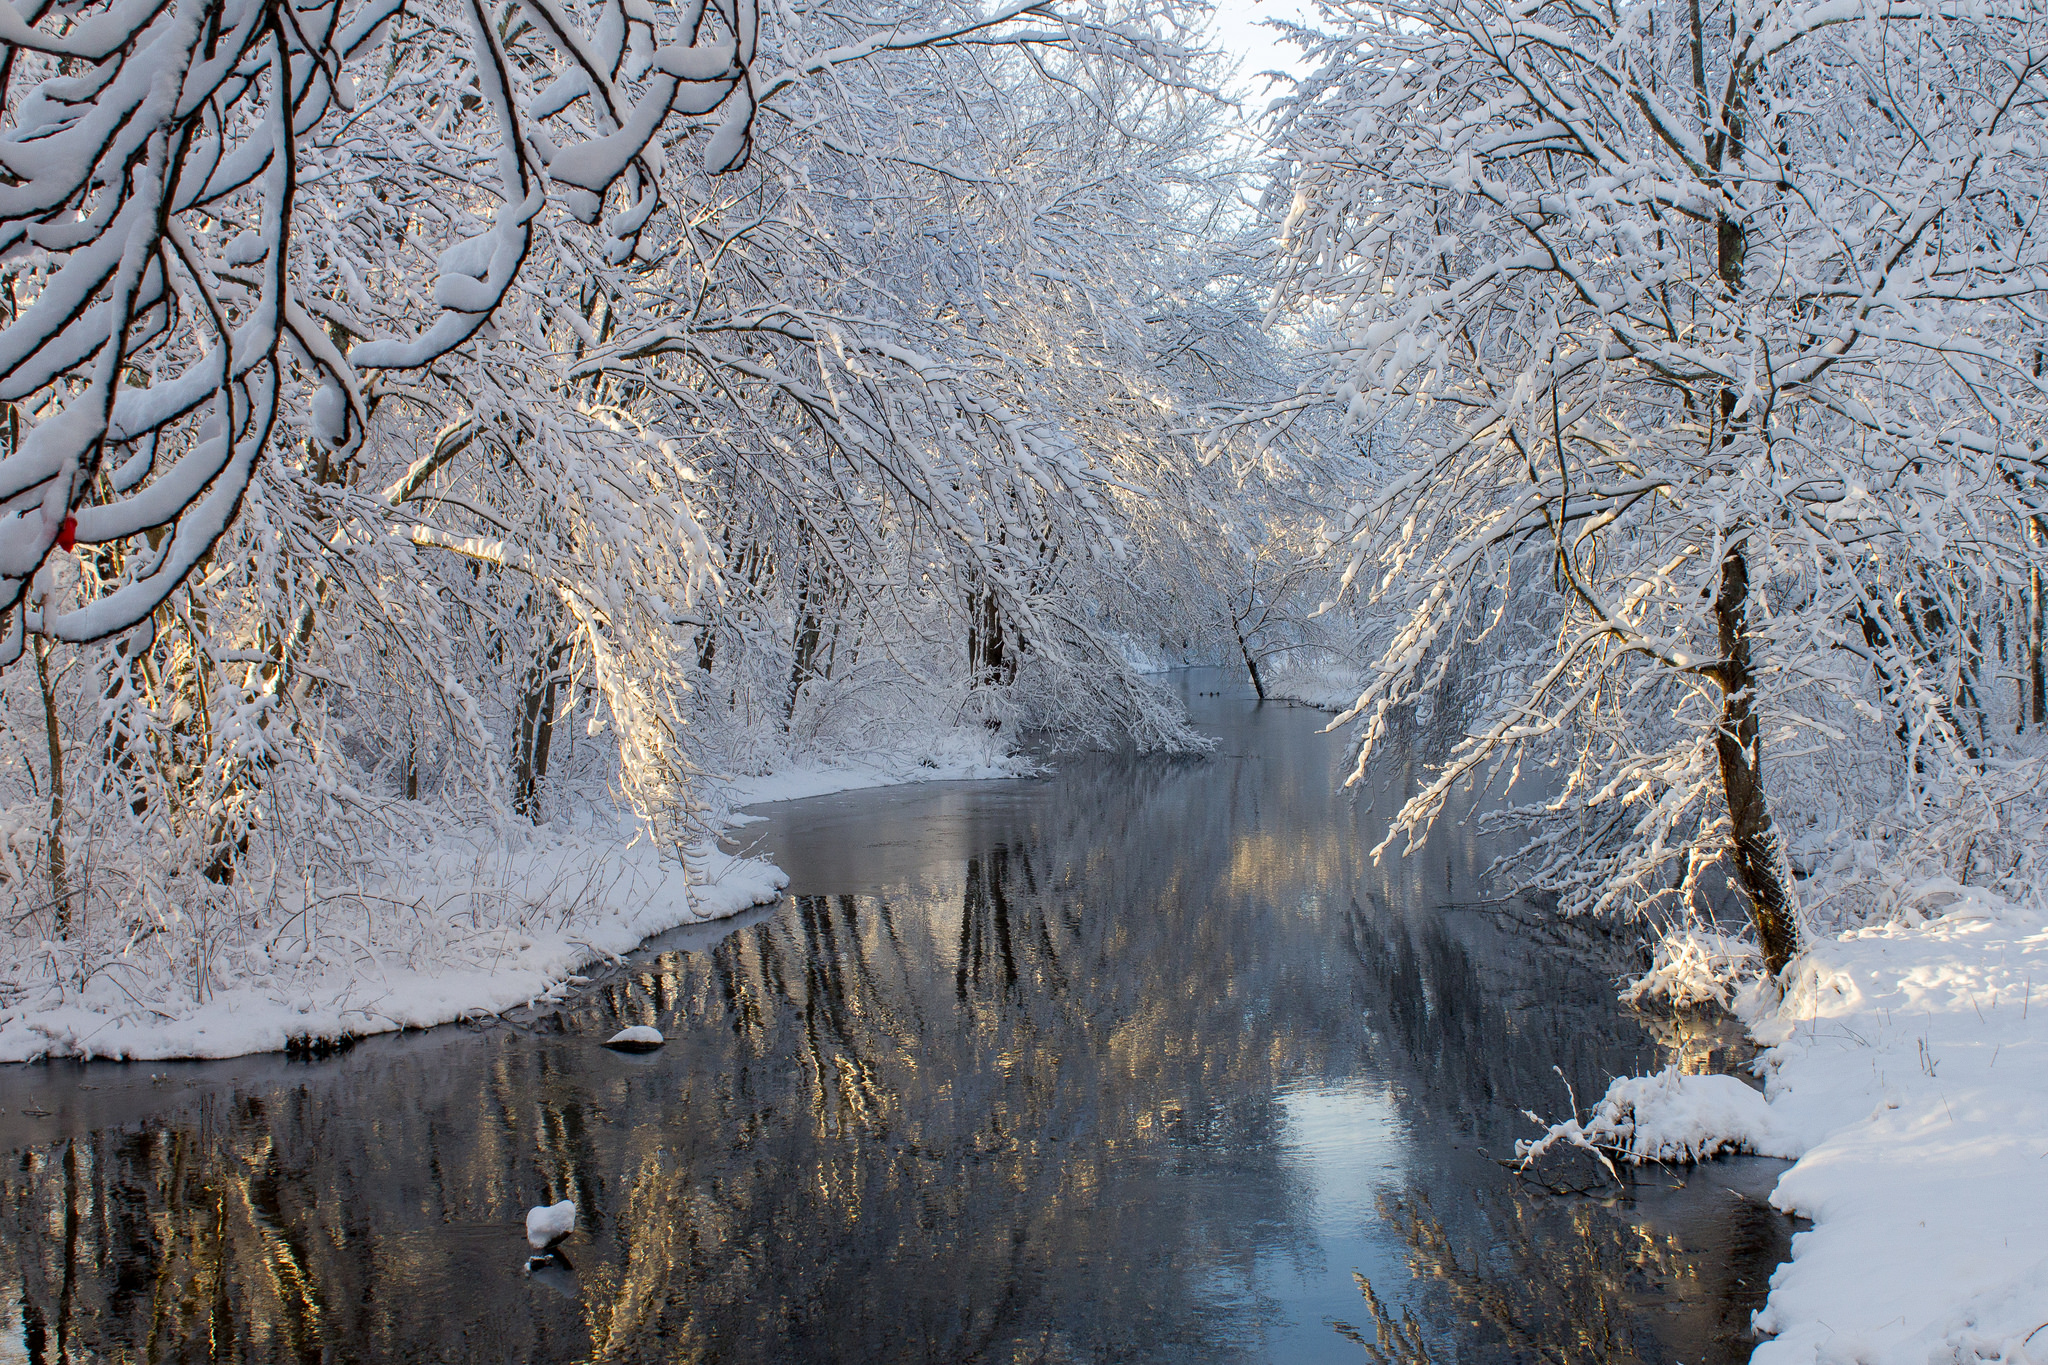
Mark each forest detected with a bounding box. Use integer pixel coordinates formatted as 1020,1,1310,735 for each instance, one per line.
3,0,2047,1355
1,0,2044,1054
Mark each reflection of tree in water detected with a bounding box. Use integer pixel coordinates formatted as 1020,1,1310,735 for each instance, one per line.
0,744,1370,1362
1338,1190,1693,1364
0,1095,357,1365
0,710,1788,1364
1335,894,1791,1365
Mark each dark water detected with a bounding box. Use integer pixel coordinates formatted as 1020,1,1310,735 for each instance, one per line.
0,670,1793,1364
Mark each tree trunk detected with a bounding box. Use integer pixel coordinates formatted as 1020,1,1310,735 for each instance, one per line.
968,582,1016,693
786,558,825,727
1711,550,1798,974
513,639,569,821
2030,524,2045,728
34,635,71,937
1234,622,1266,700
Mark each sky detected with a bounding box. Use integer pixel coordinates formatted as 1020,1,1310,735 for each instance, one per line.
1204,0,1319,102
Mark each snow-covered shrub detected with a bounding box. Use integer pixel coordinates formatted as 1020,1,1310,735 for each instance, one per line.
1621,925,1763,1011
1516,1066,1803,1172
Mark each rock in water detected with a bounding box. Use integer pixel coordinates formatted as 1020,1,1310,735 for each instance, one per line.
526,1199,577,1250
603,1025,664,1053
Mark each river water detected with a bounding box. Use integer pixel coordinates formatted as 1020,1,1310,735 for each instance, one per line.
0,670,1793,1363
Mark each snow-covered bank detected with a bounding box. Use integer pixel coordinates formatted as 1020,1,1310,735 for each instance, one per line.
1745,889,2048,1364
0,838,786,1063
1532,896,2048,1361
0,730,1041,1066
1261,658,1370,712
713,737,1038,810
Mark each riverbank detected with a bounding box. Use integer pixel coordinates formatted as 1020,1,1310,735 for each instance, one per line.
0,836,787,1063
713,737,1036,809
1259,659,1370,713
1547,889,2048,1361
0,736,1037,1065
1742,884,2048,1363
1285,665,2046,1357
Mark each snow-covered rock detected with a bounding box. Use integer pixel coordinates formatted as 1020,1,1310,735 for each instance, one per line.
526,1200,576,1250
603,1025,663,1052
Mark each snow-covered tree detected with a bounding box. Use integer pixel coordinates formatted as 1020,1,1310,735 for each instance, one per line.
0,0,1251,1035
0,0,766,654
1273,0,2048,970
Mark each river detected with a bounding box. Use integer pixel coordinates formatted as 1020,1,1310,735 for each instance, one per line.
0,669,1793,1363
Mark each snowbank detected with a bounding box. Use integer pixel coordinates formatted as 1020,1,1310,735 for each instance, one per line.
0,731,1042,1066
1261,658,1369,712
1537,890,2048,1362
715,743,1036,810
1518,1067,1801,1168
0,839,785,1063
1744,888,2048,1364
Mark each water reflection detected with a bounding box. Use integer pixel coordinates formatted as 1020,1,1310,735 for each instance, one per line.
0,672,1792,1363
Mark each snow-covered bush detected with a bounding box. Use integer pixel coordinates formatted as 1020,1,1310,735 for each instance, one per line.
1621,925,1763,1012
1516,1066,1802,1172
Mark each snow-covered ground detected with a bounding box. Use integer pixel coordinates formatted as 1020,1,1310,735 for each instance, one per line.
0,837,786,1063
1260,657,1369,712
713,731,1037,809
1533,893,2048,1362
1747,887,2048,1364
0,732,1037,1066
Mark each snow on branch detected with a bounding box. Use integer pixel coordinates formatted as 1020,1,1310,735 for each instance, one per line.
1273,0,2048,969
0,0,764,660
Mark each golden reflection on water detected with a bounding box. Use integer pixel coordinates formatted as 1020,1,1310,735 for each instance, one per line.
1342,1189,1722,1364
0,700,1789,1363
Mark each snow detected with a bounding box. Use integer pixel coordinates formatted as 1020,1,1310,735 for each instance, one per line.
1546,886,2048,1362
1622,925,1763,1010
603,1024,663,1051
0,837,785,1064
0,733,1045,1066
1742,887,2048,1364
526,1199,576,1250
1260,658,1370,713
1518,1067,1801,1168
713,745,1038,810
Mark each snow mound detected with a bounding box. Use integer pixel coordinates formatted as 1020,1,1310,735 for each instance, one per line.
526,1200,576,1249
1517,1065,1803,1168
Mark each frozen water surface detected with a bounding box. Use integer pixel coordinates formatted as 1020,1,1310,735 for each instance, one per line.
0,669,1793,1363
